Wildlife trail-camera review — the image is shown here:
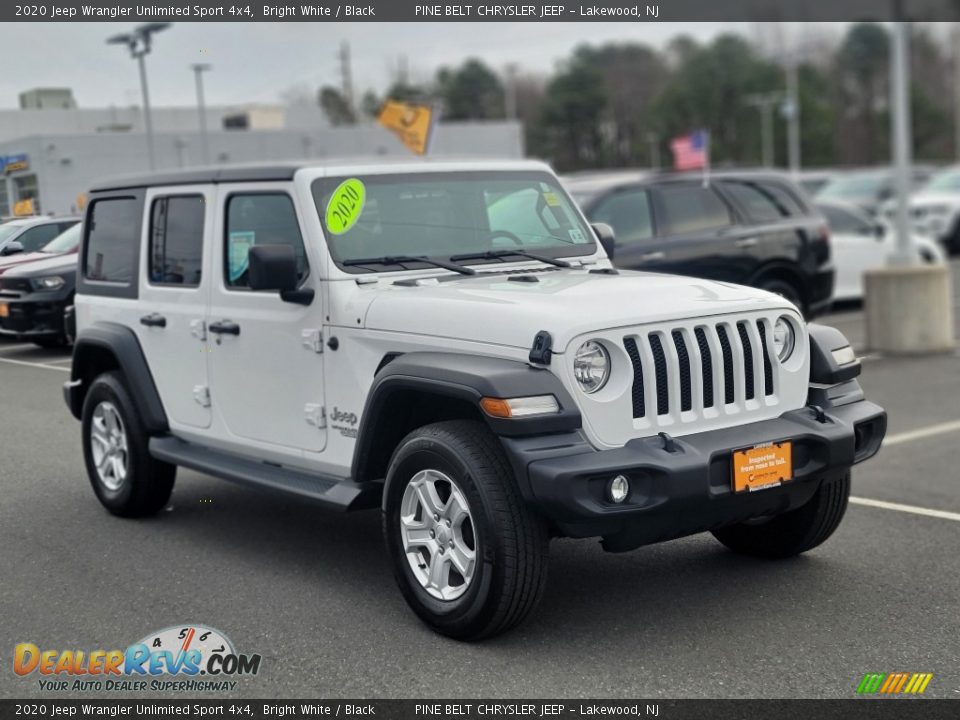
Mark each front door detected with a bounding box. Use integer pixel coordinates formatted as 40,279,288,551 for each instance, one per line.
206,185,326,453
137,187,212,429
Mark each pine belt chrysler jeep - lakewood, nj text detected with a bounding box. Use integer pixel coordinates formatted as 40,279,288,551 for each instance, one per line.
63,160,886,639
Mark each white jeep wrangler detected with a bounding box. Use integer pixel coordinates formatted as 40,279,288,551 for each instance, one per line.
64,160,886,639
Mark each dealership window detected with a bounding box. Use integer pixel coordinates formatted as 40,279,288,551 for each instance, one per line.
0,179,9,216
224,193,308,289
84,197,139,284
149,195,205,287
13,174,41,214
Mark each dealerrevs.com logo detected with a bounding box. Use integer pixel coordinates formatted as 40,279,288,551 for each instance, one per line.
14,624,262,693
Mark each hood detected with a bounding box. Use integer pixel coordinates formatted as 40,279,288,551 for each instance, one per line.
363,268,794,351
3,252,78,278
908,191,960,208
0,251,53,274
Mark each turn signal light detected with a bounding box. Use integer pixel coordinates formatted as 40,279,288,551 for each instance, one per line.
480,395,560,419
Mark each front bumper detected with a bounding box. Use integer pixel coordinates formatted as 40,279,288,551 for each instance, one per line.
0,295,69,338
504,399,885,551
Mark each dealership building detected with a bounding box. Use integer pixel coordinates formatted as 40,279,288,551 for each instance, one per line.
0,92,523,217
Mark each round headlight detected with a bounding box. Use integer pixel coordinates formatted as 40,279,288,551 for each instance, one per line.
574,340,610,394
772,316,796,362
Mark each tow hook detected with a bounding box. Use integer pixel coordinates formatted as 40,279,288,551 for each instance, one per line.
807,404,829,423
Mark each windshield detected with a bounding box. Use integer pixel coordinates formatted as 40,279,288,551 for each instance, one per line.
40,223,81,254
922,169,960,192
0,224,24,244
817,174,886,199
312,171,595,272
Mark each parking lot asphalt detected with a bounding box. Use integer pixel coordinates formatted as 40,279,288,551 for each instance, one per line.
1,263,958,700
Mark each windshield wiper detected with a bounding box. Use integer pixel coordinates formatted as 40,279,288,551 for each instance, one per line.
450,249,572,268
342,255,476,275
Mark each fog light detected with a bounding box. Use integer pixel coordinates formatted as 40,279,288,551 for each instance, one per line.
608,475,630,504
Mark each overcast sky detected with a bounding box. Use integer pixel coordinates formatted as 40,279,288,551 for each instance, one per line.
0,22,757,110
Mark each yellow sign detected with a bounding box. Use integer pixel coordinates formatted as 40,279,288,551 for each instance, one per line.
76,194,88,211
377,100,434,156
5,160,28,174
325,178,366,235
12,198,34,217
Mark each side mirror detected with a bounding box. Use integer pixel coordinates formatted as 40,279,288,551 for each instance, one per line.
591,223,616,260
0,240,24,256
248,244,314,305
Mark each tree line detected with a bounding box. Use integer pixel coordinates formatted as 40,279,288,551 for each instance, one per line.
315,22,959,172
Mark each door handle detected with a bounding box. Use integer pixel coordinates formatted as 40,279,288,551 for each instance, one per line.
139,313,167,328
735,237,759,248
208,320,241,336
639,251,666,261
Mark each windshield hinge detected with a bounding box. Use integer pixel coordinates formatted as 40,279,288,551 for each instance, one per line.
529,330,553,365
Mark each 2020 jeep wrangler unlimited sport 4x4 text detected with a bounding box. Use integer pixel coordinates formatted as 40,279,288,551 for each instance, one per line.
64,160,886,639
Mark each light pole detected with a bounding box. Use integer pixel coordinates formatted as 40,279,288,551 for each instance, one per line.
191,63,211,165
890,19,914,266
107,23,171,171
745,92,782,167
784,54,801,176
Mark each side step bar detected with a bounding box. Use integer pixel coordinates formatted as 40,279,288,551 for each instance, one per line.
149,436,381,511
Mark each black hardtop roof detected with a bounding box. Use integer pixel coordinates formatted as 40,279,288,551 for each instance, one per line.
89,162,306,192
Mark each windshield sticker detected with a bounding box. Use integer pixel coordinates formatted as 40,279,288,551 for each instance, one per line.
543,191,561,207
568,228,586,243
325,178,366,235
228,231,255,282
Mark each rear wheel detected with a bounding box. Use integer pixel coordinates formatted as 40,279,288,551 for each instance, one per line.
383,420,549,640
712,473,850,559
81,371,175,517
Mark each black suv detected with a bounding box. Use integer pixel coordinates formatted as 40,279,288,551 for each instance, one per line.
565,170,834,317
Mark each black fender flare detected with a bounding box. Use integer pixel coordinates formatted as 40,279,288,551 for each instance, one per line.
65,322,168,433
351,352,581,490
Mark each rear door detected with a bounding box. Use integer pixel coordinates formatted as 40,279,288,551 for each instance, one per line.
136,187,213,429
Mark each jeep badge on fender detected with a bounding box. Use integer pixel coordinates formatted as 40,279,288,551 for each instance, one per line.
63,159,886,640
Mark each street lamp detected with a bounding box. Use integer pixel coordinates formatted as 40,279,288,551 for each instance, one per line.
107,23,171,171
190,63,212,165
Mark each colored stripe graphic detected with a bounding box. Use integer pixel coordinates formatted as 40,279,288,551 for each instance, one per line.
857,673,933,695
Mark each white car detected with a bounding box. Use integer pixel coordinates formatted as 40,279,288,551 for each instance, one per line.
818,200,944,303
63,160,886,639
882,165,960,255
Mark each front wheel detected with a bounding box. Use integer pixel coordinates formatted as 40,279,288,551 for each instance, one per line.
383,420,549,640
757,277,806,316
711,473,851,559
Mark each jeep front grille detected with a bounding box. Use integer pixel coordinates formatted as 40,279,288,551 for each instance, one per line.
623,320,775,420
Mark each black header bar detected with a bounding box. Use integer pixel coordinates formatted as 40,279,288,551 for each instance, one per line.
6,0,960,23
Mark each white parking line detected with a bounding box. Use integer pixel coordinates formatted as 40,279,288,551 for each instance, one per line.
0,356,70,373
850,496,960,522
883,419,960,446
0,343,39,353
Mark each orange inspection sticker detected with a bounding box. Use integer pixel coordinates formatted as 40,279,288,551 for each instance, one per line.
0,303,8,318
732,441,793,493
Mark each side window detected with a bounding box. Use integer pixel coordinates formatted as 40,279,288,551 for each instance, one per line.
723,180,803,223
655,184,731,236
18,224,60,252
820,205,868,234
58,221,78,234
84,197,139,284
149,195,205,287
225,193,308,290
589,188,654,244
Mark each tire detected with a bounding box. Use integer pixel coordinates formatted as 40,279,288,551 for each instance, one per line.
711,473,851,559
757,277,806,316
383,420,549,640
32,335,69,349
81,371,175,518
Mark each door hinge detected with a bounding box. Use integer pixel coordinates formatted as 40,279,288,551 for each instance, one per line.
304,403,326,429
301,328,324,354
193,385,211,408
190,319,207,341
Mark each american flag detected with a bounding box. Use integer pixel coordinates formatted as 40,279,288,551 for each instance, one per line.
670,129,709,171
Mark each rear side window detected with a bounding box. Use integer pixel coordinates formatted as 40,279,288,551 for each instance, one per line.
723,180,804,223
225,193,308,289
18,224,61,252
655,184,731,235
149,195,205,287
589,188,654,244
84,197,139,284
